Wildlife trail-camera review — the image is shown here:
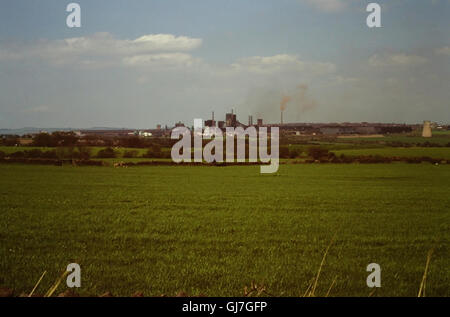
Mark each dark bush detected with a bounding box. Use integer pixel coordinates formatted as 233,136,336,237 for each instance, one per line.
75,147,91,160
420,141,442,148
24,149,43,158
289,149,300,159
3,137,19,146
308,147,330,160
97,147,117,158
339,154,354,163
9,151,25,158
279,146,290,159
123,150,139,158
143,145,163,158
42,150,58,159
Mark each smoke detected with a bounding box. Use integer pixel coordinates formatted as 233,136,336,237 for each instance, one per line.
280,95,291,112
279,84,317,118
244,83,318,123
293,84,317,115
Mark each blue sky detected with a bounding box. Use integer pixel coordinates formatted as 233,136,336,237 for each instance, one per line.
0,0,449,128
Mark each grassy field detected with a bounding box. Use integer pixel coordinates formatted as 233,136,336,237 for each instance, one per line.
332,147,450,160
0,163,449,297
0,146,155,157
335,134,450,146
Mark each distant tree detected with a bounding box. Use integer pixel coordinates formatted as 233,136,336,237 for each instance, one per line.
3,136,19,146
32,133,56,147
32,132,79,147
52,132,78,146
120,136,145,148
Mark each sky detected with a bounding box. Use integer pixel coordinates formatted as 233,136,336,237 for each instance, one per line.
0,0,449,129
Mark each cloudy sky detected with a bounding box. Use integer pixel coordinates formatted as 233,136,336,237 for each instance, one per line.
0,0,449,129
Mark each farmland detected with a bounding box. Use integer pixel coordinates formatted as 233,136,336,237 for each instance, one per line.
332,147,450,160
0,163,449,297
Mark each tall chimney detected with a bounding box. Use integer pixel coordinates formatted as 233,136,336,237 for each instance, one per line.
281,111,283,125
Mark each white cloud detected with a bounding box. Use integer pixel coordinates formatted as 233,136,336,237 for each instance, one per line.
123,53,200,68
0,32,202,67
132,34,202,51
436,46,450,56
231,54,336,75
369,53,428,67
303,0,346,12
0,33,339,80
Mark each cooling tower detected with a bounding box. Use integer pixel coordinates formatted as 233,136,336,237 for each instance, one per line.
422,120,432,138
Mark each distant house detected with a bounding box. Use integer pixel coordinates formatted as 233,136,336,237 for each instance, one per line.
138,131,152,138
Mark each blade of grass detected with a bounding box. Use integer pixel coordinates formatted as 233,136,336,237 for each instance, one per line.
29,271,46,297
302,278,314,297
44,271,69,297
418,249,434,297
325,276,337,297
309,232,337,297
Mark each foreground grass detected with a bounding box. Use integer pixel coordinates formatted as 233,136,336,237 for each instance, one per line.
0,164,449,296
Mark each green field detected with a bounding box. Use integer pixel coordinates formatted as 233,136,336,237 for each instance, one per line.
332,147,450,160
0,164,449,297
335,134,450,146
0,146,155,156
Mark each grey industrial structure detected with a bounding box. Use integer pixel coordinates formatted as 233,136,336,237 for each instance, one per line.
75,111,444,138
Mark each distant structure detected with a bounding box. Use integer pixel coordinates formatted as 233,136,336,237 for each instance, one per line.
248,115,253,126
257,119,263,127
205,112,216,127
422,120,432,138
225,109,237,127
